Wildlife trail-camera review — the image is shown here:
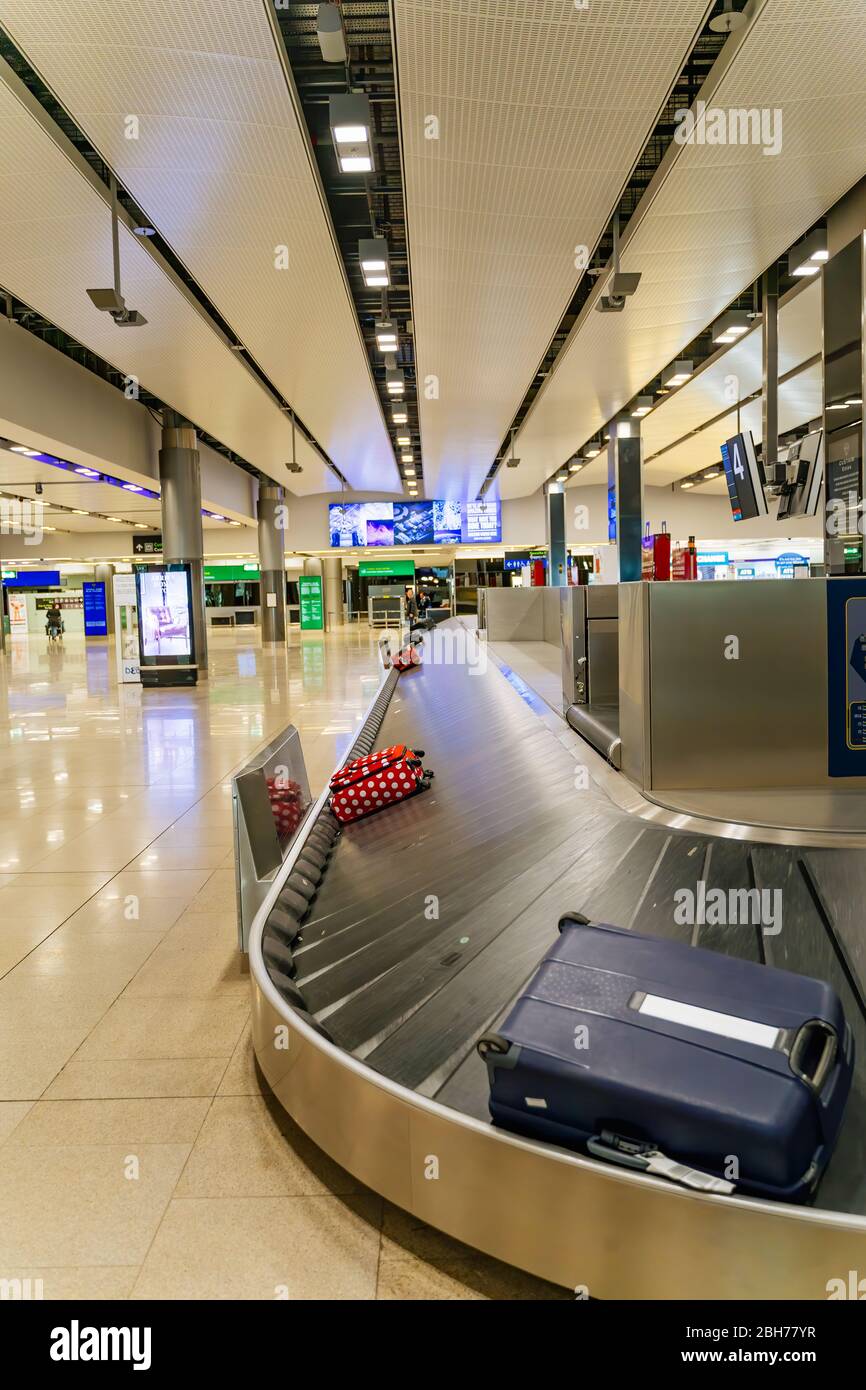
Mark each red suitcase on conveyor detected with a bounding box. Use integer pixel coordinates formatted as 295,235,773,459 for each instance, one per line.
329,747,434,824
329,744,424,792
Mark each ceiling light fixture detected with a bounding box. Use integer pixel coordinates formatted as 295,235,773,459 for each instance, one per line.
359,237,390,288
10,445,40,456
74,466,100,478
396,434,411,447
680,480,695,490
401,451,414,462
788,227,828,277
386,368,404,396
662,360,693,389
329,93,373,173
631,396,653,418
392,408,408,425
374,319,398,352
712,309,751,344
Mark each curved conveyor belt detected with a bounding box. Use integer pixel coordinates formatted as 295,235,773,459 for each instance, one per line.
249,623,866,1297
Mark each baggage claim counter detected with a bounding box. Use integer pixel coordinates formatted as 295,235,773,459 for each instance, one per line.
245,593,866,1298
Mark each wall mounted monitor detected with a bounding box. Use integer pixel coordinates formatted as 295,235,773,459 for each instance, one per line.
134,565,194,665
776,428,824,520
329,499,501,547
721,430,768,522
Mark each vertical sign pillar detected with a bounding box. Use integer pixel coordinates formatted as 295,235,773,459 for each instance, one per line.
608,423,643,582
546,486,567,586
823,232,866,573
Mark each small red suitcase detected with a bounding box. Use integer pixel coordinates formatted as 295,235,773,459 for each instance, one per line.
329,744,424,793
329,754,433,824
392,644,422,672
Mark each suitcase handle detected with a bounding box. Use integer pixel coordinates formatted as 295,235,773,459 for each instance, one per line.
476,1032,510,1059
789,1020,838,1094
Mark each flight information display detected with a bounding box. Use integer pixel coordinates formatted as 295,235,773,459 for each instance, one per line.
329,499,501,547
721,431,768,522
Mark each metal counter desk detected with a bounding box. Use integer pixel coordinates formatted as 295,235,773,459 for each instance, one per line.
249,623,866,1297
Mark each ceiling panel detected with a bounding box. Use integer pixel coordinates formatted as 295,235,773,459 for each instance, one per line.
509,0,866,499
0,446,242,538
0,57,340,496
638,277,821,468
0,0,398,492
393,0,713,499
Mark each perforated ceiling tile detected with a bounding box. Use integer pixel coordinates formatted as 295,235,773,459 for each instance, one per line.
393,0,713,497
507,0,866,500
0,0,398,492
0,65,335,497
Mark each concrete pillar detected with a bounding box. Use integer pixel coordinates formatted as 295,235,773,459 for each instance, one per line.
94,563,115,636
545,487,567,586
257,482,286,645
762,266,779,476
322,555,343,631
158,410,208,676
607,421,643,583
822,227,866,573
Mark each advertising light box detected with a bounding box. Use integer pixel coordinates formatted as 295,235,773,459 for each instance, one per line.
329,499,501,548
135,567,194,661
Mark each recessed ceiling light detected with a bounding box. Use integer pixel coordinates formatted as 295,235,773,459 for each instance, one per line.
74,467,100,478
122,483,143,492
11,446,40,456
680,481,695,490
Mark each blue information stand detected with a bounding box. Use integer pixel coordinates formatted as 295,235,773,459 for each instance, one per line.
82,581,108,637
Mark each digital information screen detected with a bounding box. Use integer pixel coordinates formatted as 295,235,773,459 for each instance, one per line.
82,581,108,637
329,499,501,548
299,574,324,631
827,579,866,776
722,432,767,522
135,568,193,662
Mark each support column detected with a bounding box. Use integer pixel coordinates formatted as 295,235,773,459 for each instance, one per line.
607,420,643,582
545,486,567,586
822,227,866,574
158,411,208,677
257,483,286,645
94,563,115,636
762,266,779,475
322,555,343,631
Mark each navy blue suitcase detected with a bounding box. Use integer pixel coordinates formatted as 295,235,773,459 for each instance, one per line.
478,916,853,1202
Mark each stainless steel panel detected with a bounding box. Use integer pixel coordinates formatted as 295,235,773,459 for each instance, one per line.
618,581,652,788
587,617,619,704
648,579,829,789
586,582,619,619
560,587,587,706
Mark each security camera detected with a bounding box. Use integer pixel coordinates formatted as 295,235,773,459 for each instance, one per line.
86,287,147,327
35,482,43,495
506,456,521,468
597,295,626,313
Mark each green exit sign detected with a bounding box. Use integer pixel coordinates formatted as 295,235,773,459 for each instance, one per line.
299,574,324,630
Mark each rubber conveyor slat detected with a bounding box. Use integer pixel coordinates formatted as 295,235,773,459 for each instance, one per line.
266,622,866,1217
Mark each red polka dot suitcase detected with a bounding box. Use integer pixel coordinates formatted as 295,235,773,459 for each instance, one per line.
392,644,422,672
329,744,424,793
329,748,434,824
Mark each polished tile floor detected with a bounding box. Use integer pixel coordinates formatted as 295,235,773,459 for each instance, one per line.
0,627,565,1300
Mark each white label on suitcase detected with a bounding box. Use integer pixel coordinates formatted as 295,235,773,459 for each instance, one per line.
635,994,782,1049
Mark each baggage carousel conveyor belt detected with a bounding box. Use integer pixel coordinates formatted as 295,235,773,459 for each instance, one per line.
248,623,866,1294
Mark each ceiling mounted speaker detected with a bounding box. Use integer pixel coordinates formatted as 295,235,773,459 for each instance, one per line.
317,5,348,63
709,2,746,34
